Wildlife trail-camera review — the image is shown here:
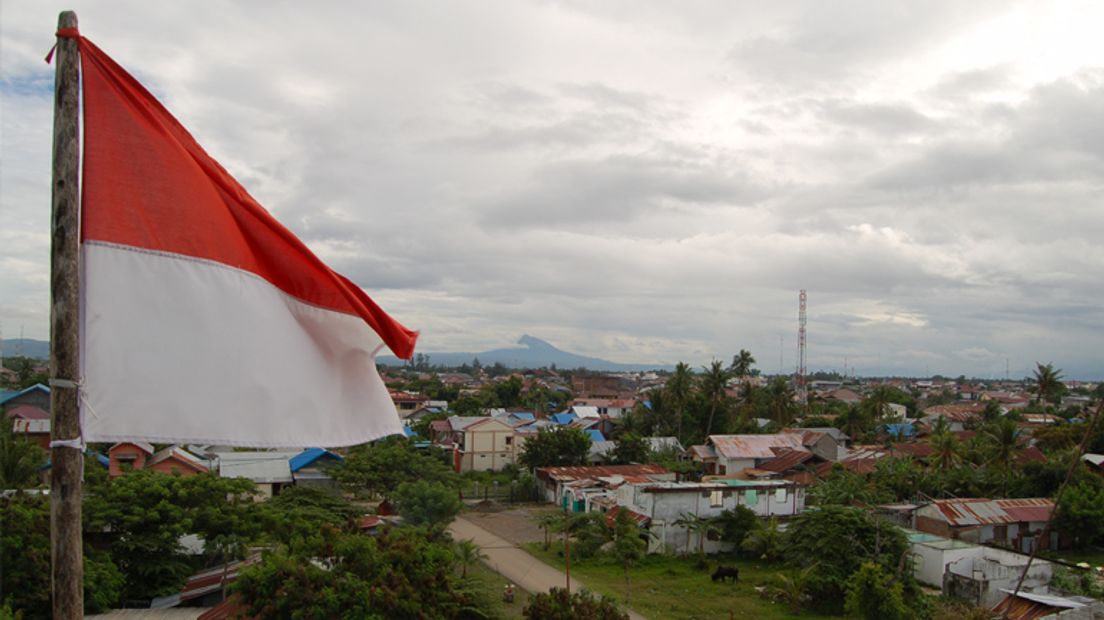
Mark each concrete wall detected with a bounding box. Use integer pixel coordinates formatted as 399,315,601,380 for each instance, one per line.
911,542,981,587
945,548,1053,607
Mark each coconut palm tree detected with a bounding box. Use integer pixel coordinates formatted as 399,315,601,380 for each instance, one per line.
731,349,756,394
983,417,1022,495
674,512,719,557
928,430,962,471
776,564,817,614
534,511,562,550
454,538,486,579
666,362,693,443
766,377,797,426
700,360,732,438
1033,362,1065,406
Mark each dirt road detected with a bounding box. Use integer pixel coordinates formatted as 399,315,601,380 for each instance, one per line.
449,515,648,620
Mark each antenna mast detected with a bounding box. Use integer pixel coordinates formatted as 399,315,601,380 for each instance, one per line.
798,289,807,404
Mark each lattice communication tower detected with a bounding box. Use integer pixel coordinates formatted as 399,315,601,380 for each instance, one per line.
798,289,807,404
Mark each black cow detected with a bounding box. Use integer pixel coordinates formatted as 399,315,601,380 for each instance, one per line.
711,566,739,583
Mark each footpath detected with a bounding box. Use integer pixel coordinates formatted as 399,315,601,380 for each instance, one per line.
448,515,648,620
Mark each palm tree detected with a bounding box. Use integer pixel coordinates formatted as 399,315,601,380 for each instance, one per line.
862,385,896,423
534,511,562,550
766,377,796,426
0,422,46,489
674,512,719,556
666,362,693,443
700,360,732,437
928,431,961,471
742,517,783,562
731,349,756,392
775,564,817,614
983,417,1022,494
1033,362,1065,406
454,538,486,579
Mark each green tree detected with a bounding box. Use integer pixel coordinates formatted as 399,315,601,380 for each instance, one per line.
611,510,648,606
519,427,591,470
1033,362,1065,406
845,561,907,620
929,429,963,471
611,432,650,465
534,511,563,550
453,538,486,579
1055,480,1104,546
0,420,45,489
393,479,462,529
234,527,488,619
2,491,124,615
700,360,732,438
765,377,797,426
775,564,816,615
335,436,457,499
667,362,694,442
982,417,1022,494
522,587,628,620
809,466,893,506
741,517,784,562
82,470,194,600
674,512,719,557
716,505,759,549
731,349,756,384
782,505,911,614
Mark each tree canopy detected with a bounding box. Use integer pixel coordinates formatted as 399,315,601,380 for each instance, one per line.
519,427,591,470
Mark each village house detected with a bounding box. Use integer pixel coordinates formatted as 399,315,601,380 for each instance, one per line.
689,433,807,475
7,404,51,449
437,415,519,473
0,383,51,411
619,479,807,554
108,442,209,478
914,498,1056,552
535,464,674,506
570,398,636,418
216,450,299,498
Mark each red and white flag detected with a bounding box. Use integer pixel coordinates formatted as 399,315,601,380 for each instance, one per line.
72,35,417,447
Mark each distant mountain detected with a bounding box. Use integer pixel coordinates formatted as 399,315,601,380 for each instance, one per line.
1,339,49,360
378,334,673,372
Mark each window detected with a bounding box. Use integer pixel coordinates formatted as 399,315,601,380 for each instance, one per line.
745,490,758,506
505,437,513,446
775,488,787,502
710,490,723,507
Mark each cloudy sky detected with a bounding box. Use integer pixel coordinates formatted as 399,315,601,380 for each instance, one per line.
2,1,1103,379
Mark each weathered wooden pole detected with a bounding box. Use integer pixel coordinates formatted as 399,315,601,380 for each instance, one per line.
50,10,84,619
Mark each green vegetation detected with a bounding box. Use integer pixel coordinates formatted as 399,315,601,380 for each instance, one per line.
523,587,628,620
524,546,835,620
0,418,45,489
519,427,591,469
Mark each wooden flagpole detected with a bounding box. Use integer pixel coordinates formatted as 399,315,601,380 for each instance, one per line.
50,10,84,619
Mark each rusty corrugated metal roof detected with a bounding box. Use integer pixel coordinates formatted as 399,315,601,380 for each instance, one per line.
931,498,1053,526
536,464,670,482
708,433,805,459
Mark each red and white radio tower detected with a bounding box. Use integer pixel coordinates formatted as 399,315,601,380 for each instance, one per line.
797,289,807,404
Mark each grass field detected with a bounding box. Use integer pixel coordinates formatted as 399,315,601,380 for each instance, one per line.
466,559,531,619
1043,548,1104,568
524,544,840,620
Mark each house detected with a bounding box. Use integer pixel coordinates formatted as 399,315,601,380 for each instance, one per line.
786,427,850,461
0,383,51,411
921,404,987,431
914,498,1056,552
9,405,51,449
217,451,299,498
690,433,807,475
619,479,806,554
571,398,635,418
1084,453,1104,475
108,442,154,477
819,387,862,405
645,436,684,455
909,529,1057,608
443,415,518,472
289,448,344,487
145,446,209,477
535,464,674,505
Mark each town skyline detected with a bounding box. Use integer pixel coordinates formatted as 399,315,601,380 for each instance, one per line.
3,2,1104,380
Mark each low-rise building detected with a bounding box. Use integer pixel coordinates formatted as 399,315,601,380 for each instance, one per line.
914,498,1056,552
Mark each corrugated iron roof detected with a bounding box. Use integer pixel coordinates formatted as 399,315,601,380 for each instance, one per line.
930,498,1054,526
536,464,670,482
758,449,815,472
708,433,806,459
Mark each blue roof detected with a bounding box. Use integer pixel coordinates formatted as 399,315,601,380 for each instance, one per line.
510,412,536,421
0,383,50,407
288,448,344,472
403,426,419,438
585,429,606,443
43,450,108,471
882,423,916,438
550,412,577,425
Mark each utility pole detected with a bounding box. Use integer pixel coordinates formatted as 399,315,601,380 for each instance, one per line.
49,11,84,619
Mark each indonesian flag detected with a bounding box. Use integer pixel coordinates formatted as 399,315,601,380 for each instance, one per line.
72,35,418,447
